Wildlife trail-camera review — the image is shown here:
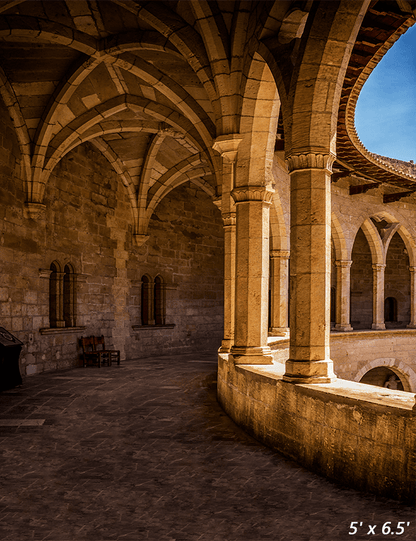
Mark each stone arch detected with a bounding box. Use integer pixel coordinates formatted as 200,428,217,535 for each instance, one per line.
371,210,416,266
269,191,288,252
331,211,348,261
359,218,384,265
355,358,416,393
237,53,280,189
284,1,369,156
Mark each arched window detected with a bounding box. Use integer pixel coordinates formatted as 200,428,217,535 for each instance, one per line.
154,276,165,325
384,297,397,322
49,261,76,328
64,264,76,327
141,275,151,326
49,262,61,328
141,274,166,326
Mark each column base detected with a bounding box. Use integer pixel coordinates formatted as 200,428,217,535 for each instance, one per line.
283,359,336,384
219,339,233,353
371,323,386,330
230,346,273,365
406,323,416,329
334,324,353,331
268,327,289,337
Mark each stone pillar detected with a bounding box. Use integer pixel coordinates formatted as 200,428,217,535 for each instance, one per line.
407,266,416,328
284,153,336,383
372,264,386,330
220,211,236,351
230,186,274,364
334,260,353,331
213,135,242,353
269,250,290,336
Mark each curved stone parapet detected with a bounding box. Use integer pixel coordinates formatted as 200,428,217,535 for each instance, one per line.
218,339,416,503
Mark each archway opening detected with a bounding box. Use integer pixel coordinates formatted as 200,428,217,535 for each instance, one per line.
360,366,404,391
350,228,373,329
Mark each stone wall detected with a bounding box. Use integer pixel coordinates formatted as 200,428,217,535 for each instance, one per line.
126,183,224,358
218,354,415,503
0,100,224,376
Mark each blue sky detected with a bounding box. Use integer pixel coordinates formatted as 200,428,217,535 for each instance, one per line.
355,23,416,162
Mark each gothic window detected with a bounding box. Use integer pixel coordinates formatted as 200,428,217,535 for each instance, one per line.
141,274,166,326
141,275,152,326
154,275,166,325
49,262,76,328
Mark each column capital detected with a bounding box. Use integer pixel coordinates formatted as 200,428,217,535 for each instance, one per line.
270,250,290,260
335,259,352,268
222,212,236,227
372,263,386,271
213,134,243,162
408,266,416,274
286,152,335,173
231,186,274,204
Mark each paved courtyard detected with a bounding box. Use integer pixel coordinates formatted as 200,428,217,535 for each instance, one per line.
0,352,413,541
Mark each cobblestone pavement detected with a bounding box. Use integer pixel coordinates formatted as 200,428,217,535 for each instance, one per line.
0,352,413,541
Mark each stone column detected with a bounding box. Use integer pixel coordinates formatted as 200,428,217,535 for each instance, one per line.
407,266,416,328
334,260,353,331
284,153,336,383
213,135,242,353
372,264,386,330
220,211,236,351
230,186,274,364
269,250,290,336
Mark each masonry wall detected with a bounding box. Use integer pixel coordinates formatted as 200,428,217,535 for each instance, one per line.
218,355,415,503
126,183,224,358
0,99,224,376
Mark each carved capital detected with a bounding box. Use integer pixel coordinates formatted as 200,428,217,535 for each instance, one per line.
372,264,386,272
213,135,243,162
409,266,416,274
270,250,290,260
222,212,236,227
39,269,53,279
231,186,274,204
24,202,46,220
335,260,352,269
286,153,335,173
133,234,149,247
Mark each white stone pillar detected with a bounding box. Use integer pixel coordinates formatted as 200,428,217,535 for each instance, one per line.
269,250,290,336
334,260,353,331
372,264,386,330
284,153,336,383
213,135,242,353
230,186,274,364
407,266,416,328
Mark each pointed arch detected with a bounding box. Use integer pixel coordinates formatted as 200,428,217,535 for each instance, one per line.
331,211,348,261
270,191,288,252
360,218,384,266
237,53,280,189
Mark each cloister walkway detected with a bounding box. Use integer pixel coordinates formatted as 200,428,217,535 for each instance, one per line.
0,352,413,541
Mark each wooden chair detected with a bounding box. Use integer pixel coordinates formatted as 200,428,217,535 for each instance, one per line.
94,335,121,366
81,336,111,368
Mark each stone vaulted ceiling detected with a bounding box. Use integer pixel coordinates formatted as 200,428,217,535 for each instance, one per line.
0,0,415,226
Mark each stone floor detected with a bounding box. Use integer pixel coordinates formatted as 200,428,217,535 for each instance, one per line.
0,352,414,541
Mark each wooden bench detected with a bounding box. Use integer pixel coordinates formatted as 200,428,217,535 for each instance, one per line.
81,335,120,368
